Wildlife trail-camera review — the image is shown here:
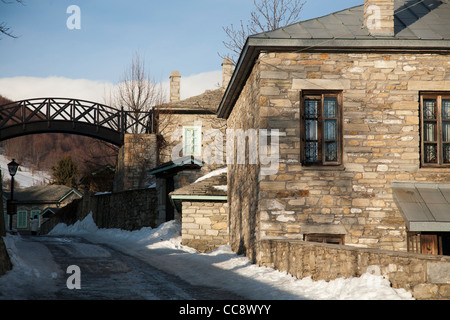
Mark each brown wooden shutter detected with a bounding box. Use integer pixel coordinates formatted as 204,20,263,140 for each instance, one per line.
421,234,438,255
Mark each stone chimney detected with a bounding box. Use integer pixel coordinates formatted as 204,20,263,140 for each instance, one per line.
222,58,234,89
169,70,181,102
364,0,394,36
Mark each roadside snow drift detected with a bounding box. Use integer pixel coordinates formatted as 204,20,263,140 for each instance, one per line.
1,213,414,300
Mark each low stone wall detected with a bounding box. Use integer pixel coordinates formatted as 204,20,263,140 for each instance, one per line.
258,238,450,300
181,201,228,252
90,188,159,230
42,188,159,233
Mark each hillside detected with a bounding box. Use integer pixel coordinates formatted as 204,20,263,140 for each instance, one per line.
0,154,50,188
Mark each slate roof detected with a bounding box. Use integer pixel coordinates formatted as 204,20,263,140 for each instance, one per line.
5,185,82,203
218,0,450,118
159,88,225,114
148,155,203,176
252,0,450,41
393,182,450,232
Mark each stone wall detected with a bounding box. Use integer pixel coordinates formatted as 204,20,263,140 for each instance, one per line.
226,64,262,261
41,188,159,233
158,112,227,167
227,50,450,259
181,201,228,252
113,134,158,192
259,238,450,300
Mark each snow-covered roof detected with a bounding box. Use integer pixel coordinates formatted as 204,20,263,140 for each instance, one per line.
170,167,227,199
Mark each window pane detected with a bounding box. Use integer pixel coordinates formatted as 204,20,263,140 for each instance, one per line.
305,99,318,118
443,100,450,119
305,142,318,163
325,142,338,162
423,99,436,119
324,98,337,118
305,120,318,140
324,120,337,140
424,122,436,142
444,144,450,163
443,122,450,142
424,144,437,163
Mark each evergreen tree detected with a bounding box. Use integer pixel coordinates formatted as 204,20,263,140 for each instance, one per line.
52,155,79,187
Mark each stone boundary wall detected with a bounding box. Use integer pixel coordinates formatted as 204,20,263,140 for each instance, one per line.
41,188,158,234
113,134,158,192
258,239,450,300
181,201,228,253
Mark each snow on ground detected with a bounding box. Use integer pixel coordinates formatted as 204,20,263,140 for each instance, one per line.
0,233,62,298
1,213,414,300
0,154,51,188
45,214,414,300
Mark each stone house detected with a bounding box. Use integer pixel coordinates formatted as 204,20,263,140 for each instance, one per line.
169,167,228,252
217,0,450,261
149,59,232,222
3,184,82,233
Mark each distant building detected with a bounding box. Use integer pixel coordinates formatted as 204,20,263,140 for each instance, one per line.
149,59,231,223
3,185,82,233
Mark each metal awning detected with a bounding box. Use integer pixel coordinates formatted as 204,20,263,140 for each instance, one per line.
392,183,450,232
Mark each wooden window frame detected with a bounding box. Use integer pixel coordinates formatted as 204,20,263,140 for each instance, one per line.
300,91,343,166
407,232,450,256
304,233,345,245
420,92,450,168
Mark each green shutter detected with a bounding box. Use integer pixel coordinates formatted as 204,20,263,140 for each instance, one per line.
17,211,28,228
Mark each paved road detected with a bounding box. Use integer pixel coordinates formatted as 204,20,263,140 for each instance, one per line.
22,235,243,300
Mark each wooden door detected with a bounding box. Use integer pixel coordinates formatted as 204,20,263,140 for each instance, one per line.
421,234,439,255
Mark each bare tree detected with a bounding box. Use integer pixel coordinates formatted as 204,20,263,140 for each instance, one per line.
114,52,166,134
109,53,172,189
221,0,305,63
0,0,24,39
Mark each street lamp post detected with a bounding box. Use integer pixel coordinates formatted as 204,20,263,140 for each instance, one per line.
7,159,19,231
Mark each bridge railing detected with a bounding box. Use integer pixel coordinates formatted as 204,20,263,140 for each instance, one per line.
0,98,157,143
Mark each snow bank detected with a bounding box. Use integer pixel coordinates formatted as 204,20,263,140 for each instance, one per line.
0,234,62,299
47,214,414,300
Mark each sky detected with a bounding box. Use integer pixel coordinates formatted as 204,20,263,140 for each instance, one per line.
0,0,363,103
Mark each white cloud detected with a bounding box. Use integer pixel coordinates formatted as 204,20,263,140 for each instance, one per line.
0,70,223,105
0,77,115,104
180,70,222,100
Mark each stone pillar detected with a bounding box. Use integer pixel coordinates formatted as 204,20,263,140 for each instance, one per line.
222,58,234,89
113,133,158,192
364,0,394,36
169,70,181,102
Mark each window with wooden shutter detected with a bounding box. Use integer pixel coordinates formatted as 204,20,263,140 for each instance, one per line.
407,232,450,256
301,91,343,166
17,210,28,229
183,126,202,157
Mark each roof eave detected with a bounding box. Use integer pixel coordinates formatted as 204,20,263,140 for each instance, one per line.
217,37,450,119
